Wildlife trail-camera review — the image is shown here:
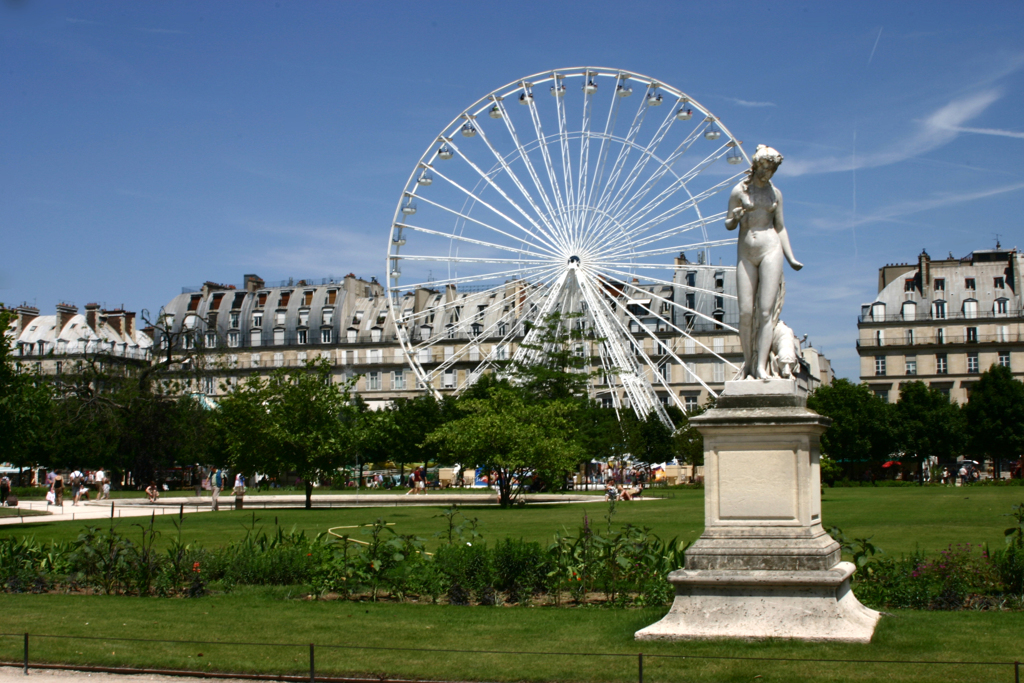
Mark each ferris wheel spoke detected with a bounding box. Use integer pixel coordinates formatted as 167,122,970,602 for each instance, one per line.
599,104,679,225
609,289,723,402
622,211,728,252
586,280,674,424
596,238,737,263
411,193,562,259
613,149,735,239
396,262,557,292
523,96,570,240
607,274,744,353
591,85,652,221
442,138,569,254
614,170,736,246
493,99,572,250
398,254,552,266
395,222,557,260
575,73,597,239
427,165,564,255
585,75,626,229
553,77,576,242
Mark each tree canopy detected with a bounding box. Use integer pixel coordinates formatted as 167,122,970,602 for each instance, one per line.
965,364,1024,476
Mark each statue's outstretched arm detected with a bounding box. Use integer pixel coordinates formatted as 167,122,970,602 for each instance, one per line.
725,186,744,231
773,189,803,270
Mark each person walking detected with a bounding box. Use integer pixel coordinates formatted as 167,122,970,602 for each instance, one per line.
52,472,65,506
0,475,10,506
70,470,83,505
211,468,223,511
94,468,107,500
192,465,204,498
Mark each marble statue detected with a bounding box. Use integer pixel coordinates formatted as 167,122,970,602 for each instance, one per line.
725,145,803,380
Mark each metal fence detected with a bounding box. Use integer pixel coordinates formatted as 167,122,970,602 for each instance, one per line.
2,632,1021,683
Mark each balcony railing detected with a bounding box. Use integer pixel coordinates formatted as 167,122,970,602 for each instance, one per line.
857,332,1021,348
858,309,1021,324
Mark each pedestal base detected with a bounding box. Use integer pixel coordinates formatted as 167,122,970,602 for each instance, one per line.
635,562,880,643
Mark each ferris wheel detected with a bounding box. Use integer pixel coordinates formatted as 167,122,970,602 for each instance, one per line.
385,67,749,428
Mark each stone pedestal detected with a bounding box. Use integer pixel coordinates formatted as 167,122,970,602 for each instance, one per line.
636,379,880,643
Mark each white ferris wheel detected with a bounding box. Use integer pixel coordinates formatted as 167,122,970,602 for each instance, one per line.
385,67,749,428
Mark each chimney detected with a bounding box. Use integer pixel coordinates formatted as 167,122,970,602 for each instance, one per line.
918,249,931,294
16,305,39,333
85,303,101,333
125,311,136,338
104,308,126,336
244,274,264,293
55,303,78,332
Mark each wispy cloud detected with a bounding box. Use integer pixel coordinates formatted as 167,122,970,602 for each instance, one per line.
849,181,1024,227
65,17,104,26
942,125,1024,140
720,96,776,108
867,26,883,65
782,89,1003,176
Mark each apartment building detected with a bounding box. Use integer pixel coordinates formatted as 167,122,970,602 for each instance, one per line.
157,260,830,411
857,246,1023,403
6,302,153,373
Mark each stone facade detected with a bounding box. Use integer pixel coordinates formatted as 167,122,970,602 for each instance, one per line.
857,247,1023,403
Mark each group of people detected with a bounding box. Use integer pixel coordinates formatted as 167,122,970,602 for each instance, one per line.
404,466,428,495
605,481,643,502
44,469,110,506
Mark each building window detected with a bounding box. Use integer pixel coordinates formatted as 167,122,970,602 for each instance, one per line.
996,298,1008,316
966,327,978,343
205,332,217,348
994,276,1005,289
713,362,725,383
495,345,508,361
346,329,357,343
497,322,507,337
936,386,951,398
321,329,332,344
904,279,915,292
253,312,263,327
444,346,455,361
367,372,381,391
274,329,285,345
901,302,917,320
683,395,698,413
684,362,697,382
273,353,284,368
906,329,914,345
936,353,947,374
418,348,431,364
392,370,406,390
686,272,696,287
905,356,917,375
874,355,886,376
933,278,945,292
714,296,724,310
297,351,307,362
875,330,884,346
370,349,382,364
202,376,214,394
658,362,670,382
250,330,262,347
251,353,261,368
713,337,725,353
997,325,1010,343
229,312,239,328
967,353,979,374
937,328,945,344
446,324,456,339
998,352,1010,368
443,369,456,388
299,310,309,326
297,329,308,345
964,278,976,291
275,311,286,326
963,300,978,319
932,301,946,319
322,308,334,325
873,388,889,403
227,331,239,348
370,328,382,342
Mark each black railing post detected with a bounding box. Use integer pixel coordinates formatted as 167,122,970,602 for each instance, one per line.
309,643,315,683
23,633,29,675
638,652,643,683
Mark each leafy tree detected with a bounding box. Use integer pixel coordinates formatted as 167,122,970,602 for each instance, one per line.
215,359,359,508
0,308,54,484
673,401,710,466
623,410,674,477
425,386,585,507
964,364,1024,477
808,379,894,473
893,381,966,483
508,312,595,402
360,394,453,483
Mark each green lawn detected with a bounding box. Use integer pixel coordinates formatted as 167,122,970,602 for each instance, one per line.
0,507,47,518
3,485,1022,558
0,592,1020,682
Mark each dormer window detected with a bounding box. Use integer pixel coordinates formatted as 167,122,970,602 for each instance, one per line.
298,310,309,326
934,278,945,292
279,292,291,307
904,279,915,292
347,328,357,343
303,290,314,305
322,308,334,325
211,293,225,309
714,272,725,290
257,292,267,308
964,278,975,291
230,312,240,328
327,289,338,305
370,327,382,342
253,312,263,327
275,311,286,325
188,295,202,311
686,272,696,287
994,276,1005,289
353,310,365,325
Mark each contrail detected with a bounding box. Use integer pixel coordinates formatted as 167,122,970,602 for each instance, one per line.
868,27,883,65
949,125,1024,140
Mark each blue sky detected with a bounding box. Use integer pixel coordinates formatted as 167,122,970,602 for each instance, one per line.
2,1,1022,380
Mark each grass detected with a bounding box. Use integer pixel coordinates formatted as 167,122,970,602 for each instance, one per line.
2,485,1023,558
0,592,1021,682
0,507,47,518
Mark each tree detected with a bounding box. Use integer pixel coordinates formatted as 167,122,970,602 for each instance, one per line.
808,379,894,474
624,410,674,477
965,364,1024,477
215,359,360,508
425,386,585,507
508,312,595,402
0,308,53,484
359,393,452,482
893,381,966,483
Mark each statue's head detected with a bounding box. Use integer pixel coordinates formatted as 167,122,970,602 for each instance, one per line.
749,144,783,181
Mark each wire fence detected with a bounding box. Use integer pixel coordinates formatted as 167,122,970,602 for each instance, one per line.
1,632,1020,683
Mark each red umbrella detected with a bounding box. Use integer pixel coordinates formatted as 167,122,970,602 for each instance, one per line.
881,461,902,468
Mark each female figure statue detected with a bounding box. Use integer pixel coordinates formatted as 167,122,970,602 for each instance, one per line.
725,145,803,380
